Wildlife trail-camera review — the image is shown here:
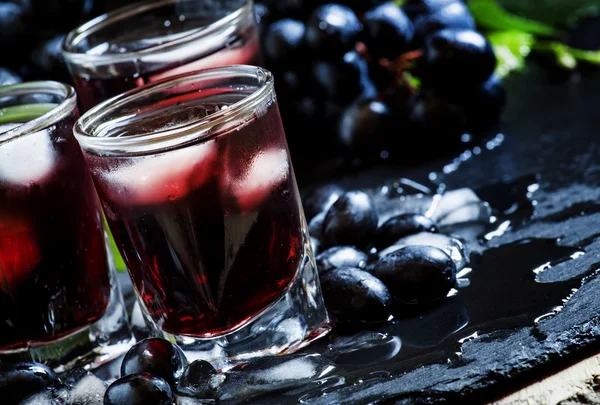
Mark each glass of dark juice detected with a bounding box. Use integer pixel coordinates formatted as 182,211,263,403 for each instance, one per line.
62,0,262,112
74,66,330,364
0,81,134,371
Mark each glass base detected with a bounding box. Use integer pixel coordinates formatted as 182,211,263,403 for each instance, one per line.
0,266,135,373
142,248,331,369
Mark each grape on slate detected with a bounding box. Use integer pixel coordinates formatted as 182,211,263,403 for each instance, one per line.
338,99,391,152
302,183,344,220
0,2,31,61
263,19,306,66
104,374,173,405
362,2,414,60
372,245,456,304
424,29,496,90
373,214,438,249
177,360,220,399
322,190,379,248
383,81,413,120
316,246,369,274
254,3,273,33
278,70,305,99
368,61,396,91
312,50,366,104
309,211,326,240
311,236,322,255
402,0,459,20
0,67,22,86
320,267,393,323
30,34,69,81
28,0,93,29
121,338,188,385
305,4,362,58
337,0,386,12
409,89,467,140
464,74,506,130
0,362,59,403
413,1,475,46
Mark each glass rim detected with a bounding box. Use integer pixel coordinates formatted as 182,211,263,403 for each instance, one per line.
74,65,274,155
0,81,77,145
62,0,253,65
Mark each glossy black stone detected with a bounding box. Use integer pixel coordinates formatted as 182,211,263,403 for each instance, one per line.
303,184,345,220
338,99,392,152
0,362,58,403
316,246,369,274
321,267,393,323
104,374,172,405
305,4,362,58
322,191,379,248
424,29,496,90
363,2,414,59
121,338,187,385
177,360,219,399
374,214,439,249
263,19,306,66
372,245,456,304
312,51,366,104
413,2,475,46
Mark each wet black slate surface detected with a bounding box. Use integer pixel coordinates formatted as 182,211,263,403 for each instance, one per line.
110,66,600,404
284,67,600,404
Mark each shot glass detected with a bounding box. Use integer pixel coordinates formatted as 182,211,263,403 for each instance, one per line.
73,66,330,364
62,0,262,112
0,81,134,371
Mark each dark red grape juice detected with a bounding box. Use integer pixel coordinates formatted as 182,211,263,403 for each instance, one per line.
85,99,303,337
71,23,262,112
0,111,111,349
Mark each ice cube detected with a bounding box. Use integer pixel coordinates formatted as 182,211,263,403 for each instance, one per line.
370,193,435,226
20,392,57,405
378,232,469,270
217,354,335,402
226,148,290,213
428,188,491,225
325,331,402,366
67,375,106,405
437,202,492,226
0,130,56,186
101,141,217,205
175,396,217,405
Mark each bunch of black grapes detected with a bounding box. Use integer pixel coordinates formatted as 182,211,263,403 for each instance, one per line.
257,0,505,162
0,0,137,86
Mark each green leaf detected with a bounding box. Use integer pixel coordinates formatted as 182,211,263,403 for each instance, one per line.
403,71,421,89
496,0,600,27
487,31,535,77
394,0,405,6
109,230,127,272
469,0,561,36
534,41,600,69
103,217,127,272
0,104,57,125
